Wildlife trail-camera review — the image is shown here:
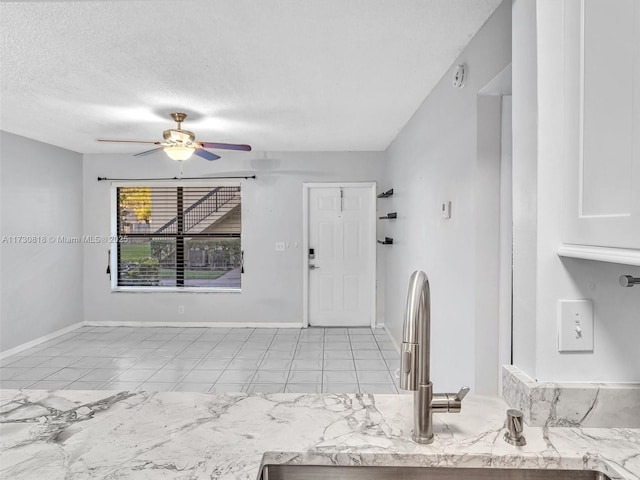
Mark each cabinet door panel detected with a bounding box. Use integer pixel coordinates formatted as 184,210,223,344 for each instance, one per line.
563,0,640,248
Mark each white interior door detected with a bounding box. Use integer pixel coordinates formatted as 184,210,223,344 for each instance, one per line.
307,185,374,327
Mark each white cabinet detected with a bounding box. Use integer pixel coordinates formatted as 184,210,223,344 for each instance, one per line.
561,0,640,260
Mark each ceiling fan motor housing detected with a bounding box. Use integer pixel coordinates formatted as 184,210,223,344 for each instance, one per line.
163,112,195,144
163,129,196,144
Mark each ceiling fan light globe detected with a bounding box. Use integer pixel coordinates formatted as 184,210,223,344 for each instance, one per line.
164,146,195,161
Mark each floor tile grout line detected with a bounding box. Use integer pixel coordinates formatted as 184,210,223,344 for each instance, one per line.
207,328,260,392
157,327,209,358
249,329,279,390
347,329,361,394
185,333,230,375
283,328,303,392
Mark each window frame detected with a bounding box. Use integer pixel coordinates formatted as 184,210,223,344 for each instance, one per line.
109,180,242,293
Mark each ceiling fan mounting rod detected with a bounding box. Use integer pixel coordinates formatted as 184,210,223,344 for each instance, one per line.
171,112,187,129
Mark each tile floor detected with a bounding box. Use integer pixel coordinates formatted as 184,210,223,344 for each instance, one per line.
0,326,403,394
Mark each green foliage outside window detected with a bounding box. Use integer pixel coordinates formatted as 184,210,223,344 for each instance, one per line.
119,257,160,285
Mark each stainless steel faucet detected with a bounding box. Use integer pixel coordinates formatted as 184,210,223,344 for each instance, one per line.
400,270,470,444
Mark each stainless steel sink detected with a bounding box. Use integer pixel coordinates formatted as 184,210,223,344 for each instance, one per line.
258,465,610,480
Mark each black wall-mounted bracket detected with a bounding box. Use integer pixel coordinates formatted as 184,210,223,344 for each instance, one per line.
620,275,640,287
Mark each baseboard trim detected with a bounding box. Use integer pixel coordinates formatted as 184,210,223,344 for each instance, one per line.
381,324,401,354
0,322,85,359
84,321,305,329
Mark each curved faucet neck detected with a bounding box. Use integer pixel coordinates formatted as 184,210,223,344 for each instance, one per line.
400,270,431,388
399,270,470,444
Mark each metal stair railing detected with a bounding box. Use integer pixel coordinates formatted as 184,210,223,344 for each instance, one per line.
154,186,240,234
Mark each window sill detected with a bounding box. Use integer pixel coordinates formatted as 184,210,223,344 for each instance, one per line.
111,287,241,294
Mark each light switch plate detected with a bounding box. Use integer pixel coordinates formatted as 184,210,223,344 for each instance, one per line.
440,201,451,219
558,300,594,352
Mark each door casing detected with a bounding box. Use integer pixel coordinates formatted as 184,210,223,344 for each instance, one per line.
302,182,377,328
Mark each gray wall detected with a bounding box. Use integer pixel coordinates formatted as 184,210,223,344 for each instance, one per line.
0,131,84,351
380,2,512,394
82,151,384,326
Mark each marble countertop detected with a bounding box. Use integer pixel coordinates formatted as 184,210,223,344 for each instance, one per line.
0,389,638,480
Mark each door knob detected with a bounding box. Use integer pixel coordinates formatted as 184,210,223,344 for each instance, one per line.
309,265,319,270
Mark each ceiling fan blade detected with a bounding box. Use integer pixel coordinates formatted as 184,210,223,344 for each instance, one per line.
134,147,164,157
199,142,252,151
194,149,221,161
98,139,160,144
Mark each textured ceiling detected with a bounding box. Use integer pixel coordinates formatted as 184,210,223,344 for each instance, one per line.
0,0,503,153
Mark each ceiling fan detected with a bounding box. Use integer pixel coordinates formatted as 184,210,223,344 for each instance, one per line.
98,112,251,161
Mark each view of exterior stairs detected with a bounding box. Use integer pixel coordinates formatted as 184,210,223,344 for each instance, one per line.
154,186,241,235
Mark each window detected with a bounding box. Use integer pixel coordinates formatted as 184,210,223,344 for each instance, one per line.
113,184,241,290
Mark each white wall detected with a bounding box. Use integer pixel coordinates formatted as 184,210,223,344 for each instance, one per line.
381,2,512,394
510,0,640,383
82,151,384,326
475,95,504,395
511,0,539,378
0,131,84,351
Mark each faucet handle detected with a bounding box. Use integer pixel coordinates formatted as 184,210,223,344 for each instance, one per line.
432,386,471,413
455,386,470,402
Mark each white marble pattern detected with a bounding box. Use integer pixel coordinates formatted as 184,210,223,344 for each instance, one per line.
502,365,640,428
0,389,638,480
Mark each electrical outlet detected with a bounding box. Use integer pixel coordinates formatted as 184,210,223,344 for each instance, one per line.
558,300,594,352
275,242,285,251
178,305,185,314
